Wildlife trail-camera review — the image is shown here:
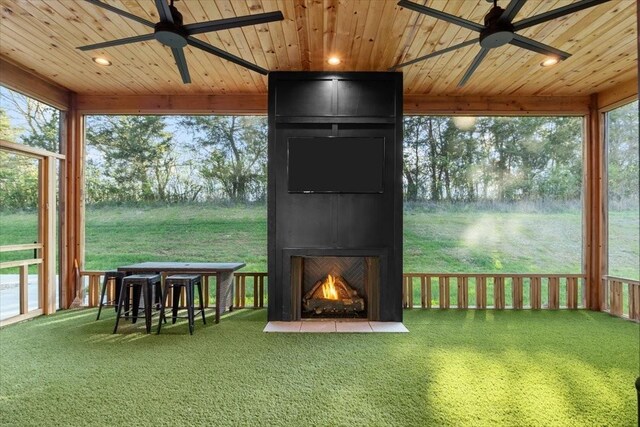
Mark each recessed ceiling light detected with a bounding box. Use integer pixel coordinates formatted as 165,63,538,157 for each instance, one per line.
327,56,341,65
540,57,559,67
92,57,112,66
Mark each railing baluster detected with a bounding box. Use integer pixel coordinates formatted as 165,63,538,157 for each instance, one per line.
439,277,450,309
457,276,468,309
530,277,541,309
512,276,523,309
610,280,623,316
494,276,504,309
476,276,486,309
567,277,578,309
629,283,640,321
548,276,559,309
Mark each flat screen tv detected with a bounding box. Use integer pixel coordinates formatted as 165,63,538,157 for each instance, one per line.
288,137,385,193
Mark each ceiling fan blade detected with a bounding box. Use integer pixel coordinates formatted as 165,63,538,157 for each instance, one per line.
84,0,155,28
77,33,155,51
458,47,489,87
499,0,528,23
185,11,284,35
172,47,191,84
390,39,478,70
155,0,174,24
397,0,484,32
510,34,571,60
187,37,268,75
513,0,610,31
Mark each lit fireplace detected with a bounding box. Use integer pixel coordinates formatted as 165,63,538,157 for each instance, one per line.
302,273,365,316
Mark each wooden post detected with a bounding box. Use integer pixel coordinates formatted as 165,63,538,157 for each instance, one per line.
19,264,29,314
41,156,56,314
63,96,85,309
585,95,605,311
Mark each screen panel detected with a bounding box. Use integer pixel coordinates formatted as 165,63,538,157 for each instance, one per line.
288,137,385,193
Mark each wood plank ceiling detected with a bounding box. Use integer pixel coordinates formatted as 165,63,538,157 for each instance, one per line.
0,0,636,97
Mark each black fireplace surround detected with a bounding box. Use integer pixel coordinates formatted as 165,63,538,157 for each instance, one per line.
268,72,403,321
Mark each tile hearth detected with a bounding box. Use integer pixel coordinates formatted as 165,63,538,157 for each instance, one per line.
263,321,408,333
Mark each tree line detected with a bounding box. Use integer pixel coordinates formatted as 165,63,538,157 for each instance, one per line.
0,89,637,209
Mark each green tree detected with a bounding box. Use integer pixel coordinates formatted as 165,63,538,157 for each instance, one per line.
86,116,177,203
181,116,267,202
0,108,39,210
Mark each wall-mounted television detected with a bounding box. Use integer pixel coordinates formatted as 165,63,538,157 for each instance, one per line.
288,137,385,193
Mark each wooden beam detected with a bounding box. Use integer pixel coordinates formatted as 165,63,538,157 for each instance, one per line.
597,78,638,112
584,94,605,311
75,93,594,115
61,94,84,309
0,57,70,111
0,139,65,160
404,95,591,115
76,94,268,115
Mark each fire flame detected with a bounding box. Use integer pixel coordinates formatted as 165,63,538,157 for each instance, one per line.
321,274,339,300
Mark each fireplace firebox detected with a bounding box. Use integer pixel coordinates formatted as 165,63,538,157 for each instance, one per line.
291,256,379,318
268,72,403,322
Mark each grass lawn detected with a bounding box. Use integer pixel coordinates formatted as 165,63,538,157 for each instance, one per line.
0,308,636,426
1,203,637,278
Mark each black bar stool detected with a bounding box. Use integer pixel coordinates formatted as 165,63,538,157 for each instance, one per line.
113,274,161,334
96,271,126,320
157,274,206,335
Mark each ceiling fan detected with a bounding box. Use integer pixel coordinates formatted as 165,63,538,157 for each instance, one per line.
77,0,284,84
391,0,610,87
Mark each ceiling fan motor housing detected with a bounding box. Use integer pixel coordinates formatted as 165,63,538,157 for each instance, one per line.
480,6,515,48
154,5,187,48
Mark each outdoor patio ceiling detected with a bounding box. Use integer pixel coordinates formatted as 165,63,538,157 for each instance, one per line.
0,0,636,97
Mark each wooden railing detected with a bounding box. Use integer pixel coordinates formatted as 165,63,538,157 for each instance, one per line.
602,276,640,321
402,273,586,309
79,271,268,309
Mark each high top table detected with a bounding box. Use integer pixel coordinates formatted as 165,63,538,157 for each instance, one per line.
117,262,246,323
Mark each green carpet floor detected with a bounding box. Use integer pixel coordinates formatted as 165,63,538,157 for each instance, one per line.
0,309,637,426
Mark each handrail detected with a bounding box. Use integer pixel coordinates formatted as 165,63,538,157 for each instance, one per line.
0,258,43,269
0,243,42,253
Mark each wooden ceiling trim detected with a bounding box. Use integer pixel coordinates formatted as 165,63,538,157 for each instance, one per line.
0,57,70,111
75,93,268,114
597,77,638,112
75,92,592,116
403,94,591,115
